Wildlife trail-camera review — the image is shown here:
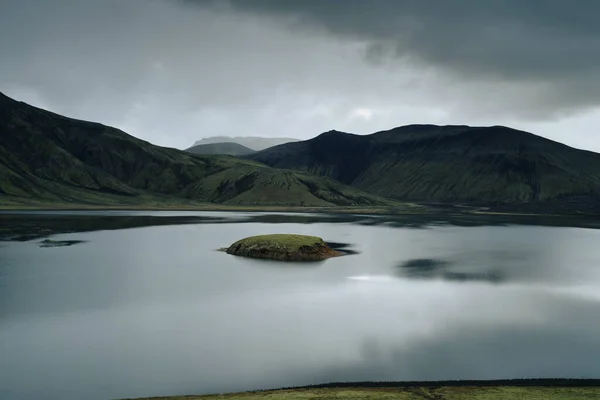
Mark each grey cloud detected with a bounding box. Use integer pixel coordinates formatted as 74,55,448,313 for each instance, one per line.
192,0,600,79
2,0,454,148
2,0,600,150
189,0,600,113
1,0,359,146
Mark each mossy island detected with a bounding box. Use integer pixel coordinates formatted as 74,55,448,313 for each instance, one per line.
223,234,344,261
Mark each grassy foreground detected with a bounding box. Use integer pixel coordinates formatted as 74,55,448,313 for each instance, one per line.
131,386,600,399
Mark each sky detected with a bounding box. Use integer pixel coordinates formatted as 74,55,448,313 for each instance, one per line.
1,0,600,151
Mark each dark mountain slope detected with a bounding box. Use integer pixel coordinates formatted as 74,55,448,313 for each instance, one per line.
0,91,210,197
248,125,600,208
181,165,395,206
186,142,256,156
0,92,394,206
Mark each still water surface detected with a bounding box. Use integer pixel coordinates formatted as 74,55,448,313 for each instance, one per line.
1,211,600,399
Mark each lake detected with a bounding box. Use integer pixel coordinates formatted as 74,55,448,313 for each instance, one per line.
1,211,600,399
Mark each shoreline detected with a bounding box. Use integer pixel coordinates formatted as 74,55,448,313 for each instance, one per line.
280,378,600,388
3,196,600,218
0,202,576,218
123,379,600,400
4,206,600,242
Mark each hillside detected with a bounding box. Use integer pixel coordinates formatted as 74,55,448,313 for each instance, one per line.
0,92,394,207
186,142,256,156
248,125,600,212
180,165,394,206
192,136,299,151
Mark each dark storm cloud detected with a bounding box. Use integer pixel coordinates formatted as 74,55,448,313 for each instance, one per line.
192,0,600,79
2,0,600,150
188,0,600,113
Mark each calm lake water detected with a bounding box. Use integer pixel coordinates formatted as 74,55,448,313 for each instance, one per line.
2,211,600,399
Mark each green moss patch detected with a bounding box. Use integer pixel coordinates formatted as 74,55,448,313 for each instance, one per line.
224,234,343,261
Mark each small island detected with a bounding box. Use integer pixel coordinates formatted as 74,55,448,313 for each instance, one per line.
223,234,344,261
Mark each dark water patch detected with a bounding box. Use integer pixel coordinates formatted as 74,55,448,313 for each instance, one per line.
5,211,600,243
0,214,226,241
397,258,506,284
235,214,370,225
398,259,453,277
326,241,360,256
325,242,352,249
38,239,86,248
442,271,506,283
357,219,381,226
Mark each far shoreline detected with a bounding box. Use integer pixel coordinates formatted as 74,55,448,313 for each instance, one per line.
0,202,575,218
5,203,600,242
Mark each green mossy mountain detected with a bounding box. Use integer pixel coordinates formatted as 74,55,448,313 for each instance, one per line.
5,89,600,213
248,125,600,212
185,142,256,156
0,92,394,207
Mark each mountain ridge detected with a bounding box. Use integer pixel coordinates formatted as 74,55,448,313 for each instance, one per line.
0,92,395,207
5,90,600,213
247,124,600,211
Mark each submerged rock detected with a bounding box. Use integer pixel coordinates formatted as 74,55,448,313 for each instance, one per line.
224,234,343,261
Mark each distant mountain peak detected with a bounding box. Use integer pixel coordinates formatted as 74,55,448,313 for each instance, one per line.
185,142,256,156
192,136,300,151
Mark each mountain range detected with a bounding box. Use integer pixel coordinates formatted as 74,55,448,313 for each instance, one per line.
0,92,394,207
248,126,600,213
2,91,600,214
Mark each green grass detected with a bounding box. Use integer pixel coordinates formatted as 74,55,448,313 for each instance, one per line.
128,386,600,399
224,234,341,261
229,234,324,250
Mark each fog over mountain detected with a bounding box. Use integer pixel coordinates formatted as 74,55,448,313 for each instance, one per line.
192,136,299,151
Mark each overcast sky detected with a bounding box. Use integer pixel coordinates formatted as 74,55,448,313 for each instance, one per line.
2,0,600,151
